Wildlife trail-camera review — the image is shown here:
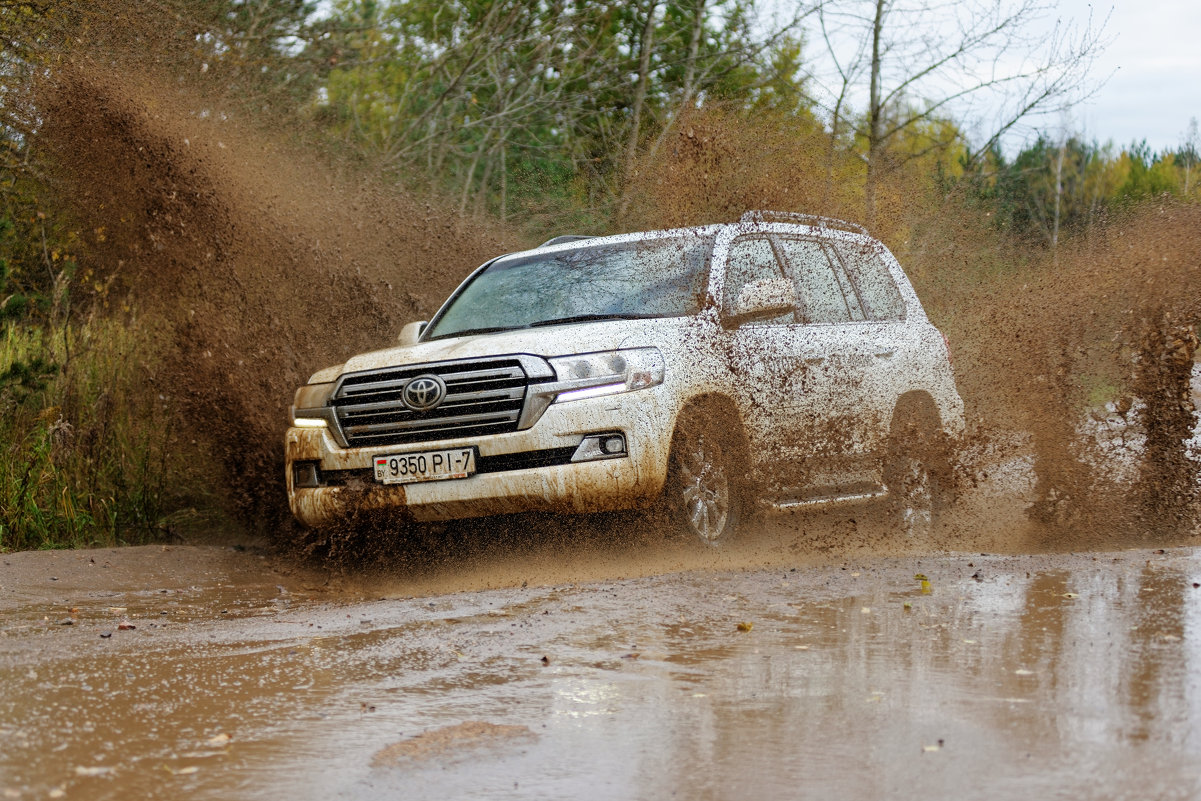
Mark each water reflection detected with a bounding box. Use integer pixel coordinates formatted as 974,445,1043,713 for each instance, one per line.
2,549,1199,800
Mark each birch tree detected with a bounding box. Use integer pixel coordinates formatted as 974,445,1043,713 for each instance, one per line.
811,0,1108,226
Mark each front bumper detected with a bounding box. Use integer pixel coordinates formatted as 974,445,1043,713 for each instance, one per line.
285,387,675,528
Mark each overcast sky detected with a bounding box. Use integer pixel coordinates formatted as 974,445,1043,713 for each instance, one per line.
1058,0,1201,153
785,0,1201,157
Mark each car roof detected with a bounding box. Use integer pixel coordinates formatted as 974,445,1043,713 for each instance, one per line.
516,215,873,261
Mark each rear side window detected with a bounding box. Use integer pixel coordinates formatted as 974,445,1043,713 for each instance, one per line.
828,240,906,321
773,237,855,324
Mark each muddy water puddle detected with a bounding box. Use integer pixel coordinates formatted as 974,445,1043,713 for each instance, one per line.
2,543,1200,800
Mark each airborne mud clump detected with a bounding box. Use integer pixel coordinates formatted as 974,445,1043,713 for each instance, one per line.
21,2,1201,557
34,56,515,533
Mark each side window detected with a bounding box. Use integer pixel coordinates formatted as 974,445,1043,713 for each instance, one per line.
723,236,794,324
773,237,855,324
828,240,906,321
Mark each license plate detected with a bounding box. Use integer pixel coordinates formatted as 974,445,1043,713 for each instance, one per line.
373,447,477,485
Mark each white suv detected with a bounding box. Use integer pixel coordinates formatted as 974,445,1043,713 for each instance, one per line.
286,212,963,544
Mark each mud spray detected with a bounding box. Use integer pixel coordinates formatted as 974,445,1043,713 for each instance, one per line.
24,3,1200,576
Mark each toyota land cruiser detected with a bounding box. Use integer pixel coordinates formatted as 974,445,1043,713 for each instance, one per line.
286,211,964,544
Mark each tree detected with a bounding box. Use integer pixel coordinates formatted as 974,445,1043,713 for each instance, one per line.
1177,117,1198,198
312,0,804,228
811,0,1108,227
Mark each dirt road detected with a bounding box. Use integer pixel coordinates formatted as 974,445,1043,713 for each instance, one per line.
2,515,1199,801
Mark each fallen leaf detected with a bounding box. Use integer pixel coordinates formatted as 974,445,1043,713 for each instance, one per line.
207,733,230,745
736,621,753,632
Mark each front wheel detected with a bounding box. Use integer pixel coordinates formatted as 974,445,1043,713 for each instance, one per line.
662,422,745,546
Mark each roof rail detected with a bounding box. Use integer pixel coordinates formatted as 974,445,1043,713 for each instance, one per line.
739,210,869,236
537,234,595,248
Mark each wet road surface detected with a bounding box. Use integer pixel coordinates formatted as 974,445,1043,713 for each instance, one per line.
2,535,1200,800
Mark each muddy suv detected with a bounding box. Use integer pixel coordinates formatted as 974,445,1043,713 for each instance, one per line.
286,211,963,544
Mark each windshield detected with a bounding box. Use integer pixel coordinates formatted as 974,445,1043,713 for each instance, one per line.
424,234,715,341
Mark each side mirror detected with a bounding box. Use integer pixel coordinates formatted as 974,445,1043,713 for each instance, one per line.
397,320,427,347
727,278,797,325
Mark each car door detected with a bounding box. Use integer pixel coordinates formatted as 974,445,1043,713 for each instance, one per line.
822,237,915,458
769,235,880,493
718,234,794,472
718,233,865,495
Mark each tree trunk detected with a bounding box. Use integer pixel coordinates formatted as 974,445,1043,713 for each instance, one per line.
458,130,492,216
616,0,659,222
864,0,886,229
499,138,507,223
681,0,705,103
1052,138,1065,260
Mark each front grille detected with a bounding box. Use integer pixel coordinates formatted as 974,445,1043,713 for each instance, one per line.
333,359,528,447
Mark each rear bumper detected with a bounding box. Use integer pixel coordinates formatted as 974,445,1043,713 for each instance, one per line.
285,388,674,528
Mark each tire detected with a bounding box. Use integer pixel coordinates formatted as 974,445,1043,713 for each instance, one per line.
884,413,951,539
661,412,746,546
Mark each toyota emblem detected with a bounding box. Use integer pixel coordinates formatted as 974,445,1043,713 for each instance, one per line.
402,374,447,411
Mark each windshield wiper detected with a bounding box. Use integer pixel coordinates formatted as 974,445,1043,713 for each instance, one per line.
425,325,521,341
427,313,659,341
526,313,660,328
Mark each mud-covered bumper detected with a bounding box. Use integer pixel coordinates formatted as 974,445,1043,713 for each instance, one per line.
284,390,674,528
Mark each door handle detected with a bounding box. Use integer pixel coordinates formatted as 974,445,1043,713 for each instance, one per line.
874,350,895,359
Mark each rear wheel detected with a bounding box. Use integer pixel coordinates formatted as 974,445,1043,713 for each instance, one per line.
661,414,746,546
884,412,951,539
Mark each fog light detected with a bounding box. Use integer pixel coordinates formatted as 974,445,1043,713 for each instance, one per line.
571,433,627,463
293,461,322,488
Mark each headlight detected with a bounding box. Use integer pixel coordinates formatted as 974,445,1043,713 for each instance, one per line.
548,348,665,403
291,382,336,427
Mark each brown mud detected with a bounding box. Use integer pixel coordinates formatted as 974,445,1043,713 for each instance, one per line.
36,57,516,532
3,540,1200,800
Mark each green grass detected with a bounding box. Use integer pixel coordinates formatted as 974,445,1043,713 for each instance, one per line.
0,317,175,551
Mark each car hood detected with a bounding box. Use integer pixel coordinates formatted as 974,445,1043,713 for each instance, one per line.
334,317,694,377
